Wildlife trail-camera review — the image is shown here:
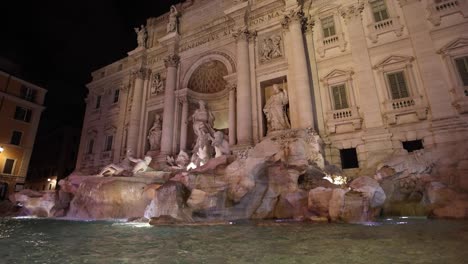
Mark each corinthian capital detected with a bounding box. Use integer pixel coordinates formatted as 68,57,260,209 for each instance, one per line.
233,27,255,42
135,68,151,80
281,5,307,30
339,3,365,23
164,54,180,68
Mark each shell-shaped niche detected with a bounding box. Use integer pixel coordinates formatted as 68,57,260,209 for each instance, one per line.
188,60,227,94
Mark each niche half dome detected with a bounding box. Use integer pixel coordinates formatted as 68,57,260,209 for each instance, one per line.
188,60,228,94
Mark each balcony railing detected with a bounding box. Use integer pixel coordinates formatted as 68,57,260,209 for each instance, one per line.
384,96,428,125
323,35,339,46
367,17,403,43
326,106,362,133
428,0,468,26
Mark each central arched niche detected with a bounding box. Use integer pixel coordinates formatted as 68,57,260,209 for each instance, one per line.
185,59,230,150
188,60,228,94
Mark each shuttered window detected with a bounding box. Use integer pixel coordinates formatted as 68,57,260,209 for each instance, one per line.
371,0,389,22
321,16,336,38
455,56,468,86
104,135,113,152
387,72,409,99
3,159,15,174
331,84,349,110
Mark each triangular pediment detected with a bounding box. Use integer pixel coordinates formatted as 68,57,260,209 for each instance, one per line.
438,38,468,55
374,55,414,69
321,69,353,82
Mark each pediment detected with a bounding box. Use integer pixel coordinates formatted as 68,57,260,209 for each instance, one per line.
438,38,468,55
87,129,98,137
321,69,353,82
374,55,414,69
104,124,117,133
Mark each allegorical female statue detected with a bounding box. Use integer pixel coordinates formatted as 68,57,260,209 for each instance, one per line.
263,84,290,133
148,114,162,150
167,5,180,33
134,24,147,48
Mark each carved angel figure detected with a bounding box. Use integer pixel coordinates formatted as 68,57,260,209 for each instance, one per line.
134,25,147,48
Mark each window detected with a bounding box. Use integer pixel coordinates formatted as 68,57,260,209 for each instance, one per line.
87,139,94,154
113,89,120,103
340,148,359,169
371,0,389,22
14,106,32,122
331,84,349,110
20,86,37,102
386,71,409,99
95,96,101,109
10,131,22,146
321,16,336,38
3,159,15,174
455,56,468,87
403,140,424,153
104,135,113,152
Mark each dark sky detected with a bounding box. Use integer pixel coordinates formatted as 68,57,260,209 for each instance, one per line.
0,0,182,132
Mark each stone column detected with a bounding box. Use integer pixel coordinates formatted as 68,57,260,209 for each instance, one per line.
127,69,147,154
305,19,325,134
228,84,237,145
282,7,315,129
179,97,189,151
160,54,180,155
340,3,384,128
233,29,254,145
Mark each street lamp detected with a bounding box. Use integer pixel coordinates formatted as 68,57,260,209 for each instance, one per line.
0,146,4,153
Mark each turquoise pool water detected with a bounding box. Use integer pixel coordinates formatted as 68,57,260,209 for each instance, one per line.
0,218,467,264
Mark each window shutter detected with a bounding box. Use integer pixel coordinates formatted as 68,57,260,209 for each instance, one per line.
332,84,349,110
455,57,468,86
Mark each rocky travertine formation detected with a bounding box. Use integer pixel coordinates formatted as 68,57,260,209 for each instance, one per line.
10,129,468,222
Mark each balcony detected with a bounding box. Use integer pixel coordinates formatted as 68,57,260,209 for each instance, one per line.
383,96,428,125
427,0,468,26
326,106,362,133
317,33,347,57
367,17,404,43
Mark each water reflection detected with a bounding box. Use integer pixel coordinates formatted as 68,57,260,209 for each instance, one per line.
0,218,466,264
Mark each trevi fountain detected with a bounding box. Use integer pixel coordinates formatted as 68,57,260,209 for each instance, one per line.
2,0,468,263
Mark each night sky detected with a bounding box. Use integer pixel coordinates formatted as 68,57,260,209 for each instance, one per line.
0,0,182,132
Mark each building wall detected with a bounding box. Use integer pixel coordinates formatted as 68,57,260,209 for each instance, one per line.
0,71,46,197
77,0,468,178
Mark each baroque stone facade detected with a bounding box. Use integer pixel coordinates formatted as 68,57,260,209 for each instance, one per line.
77,0,468,183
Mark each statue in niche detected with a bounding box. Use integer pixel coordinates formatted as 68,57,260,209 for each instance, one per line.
151,73,164,95
260,35,283,63
190,100,216,166
212,131,231,158
167,5,180,33
148,114,163,151
191,100,215,151
263,84,290,133
134,25,147,48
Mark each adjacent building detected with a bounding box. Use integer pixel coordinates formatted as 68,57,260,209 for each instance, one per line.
76,0,468,180
25,125,81,191
0,70,46,198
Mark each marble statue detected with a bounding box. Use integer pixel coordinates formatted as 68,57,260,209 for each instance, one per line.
97,163,125,177
151,73,164,95
167,5,180,33
148,114,162,151
263,84,290,133
167,150,190,169
212,131,231,158
96,150,133,177
128,156,152,174
134,25,147,48
191,100,215,152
